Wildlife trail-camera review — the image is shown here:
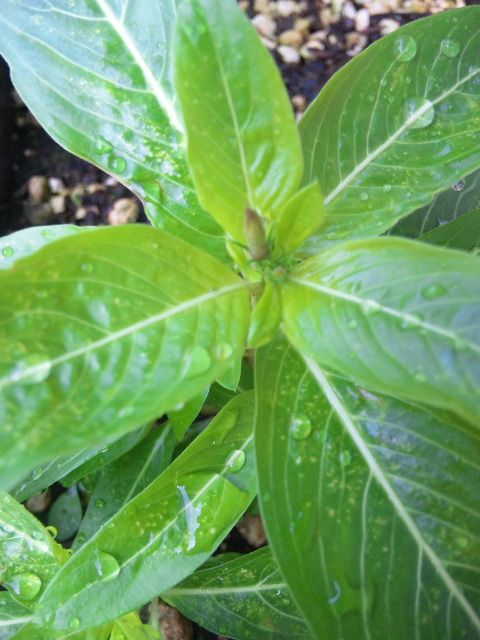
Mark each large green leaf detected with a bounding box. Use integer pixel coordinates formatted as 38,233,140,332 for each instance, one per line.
392,168,480,238
420,209,480,254
0,225,249,490
32,393,256,632
300,8,480,250
0,493,69,607
0,227,86,270
282,237,480,426
0,1,226,260
165,548,311,639
255,337,480,638
175,0,302,243
0,593,31,639
13,427,148,503
74,425,175,549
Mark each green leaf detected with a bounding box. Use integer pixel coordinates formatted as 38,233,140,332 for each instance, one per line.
33,393,256,632
256,337,480,638
47,487,83,543
282,237,480,426
392,168,480,238
420,209,480,254
247,284,282,349
13,428,147,503
0,226,86,270
74,425,175,549
164,548,311,639
274,182,324,256
300,7,480,250
0,493,69,608
168,389,209,441
0,593,31,639
0,1,227,260
110,613,160,640
0,225,249,490
175,0,302,242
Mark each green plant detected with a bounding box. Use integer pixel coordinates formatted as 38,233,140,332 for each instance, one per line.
0,1,479,638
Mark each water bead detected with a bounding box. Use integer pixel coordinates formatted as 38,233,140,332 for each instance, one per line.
290,414,312,440
422,283,446,300
440,38,460,58
394,35,417,62
1,247,14,258
402,97,435,130
227,449,246,472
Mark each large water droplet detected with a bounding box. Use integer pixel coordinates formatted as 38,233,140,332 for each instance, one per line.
94,552,120,581
394,35,417,62
69,618,80,630
440,38,460,58
177,485,202,551
17,354,51,385
402,97,435,129
95,136,113,155
214,342,233,361
227,449,246,472
181,346,212,378
1,246,14,258
108,156,127,175
290,414,312,440
7,573,42,601
452,180,465,192
422,283,446,300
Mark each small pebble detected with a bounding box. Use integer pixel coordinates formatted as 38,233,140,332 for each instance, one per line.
27,175,50,203
26,490,52,514
278,45,301,64
251,14,276,39
355,8,370,32
379,18,401,35
278,29,304,48
157,604,193,640
236,514,268,548
50,194,66,215
108,198,140,225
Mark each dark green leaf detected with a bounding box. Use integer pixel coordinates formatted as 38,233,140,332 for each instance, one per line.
34,393,256,632
300,8,480,250
74,425,175,549
0,593,31,639
0,493,68,607
420,209,480,254
256,337,480,638
283,237,480,426
175,0,302,242
47,487,83,543
164,548,311,639
0,225,249,490
0,1,226,260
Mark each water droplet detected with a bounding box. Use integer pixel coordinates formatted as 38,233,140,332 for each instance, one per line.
181,346,211,378
394,35,417,62
177,485,202,551
452,180,465,191
46,525,58,538
290,414,312,440
81,262,94,274
440,38,460,58
402,97,435,129
17,354,51,385
362,300,381,316
108,155,127,175
1,246,14,258
359,192,369,201
339,450,352,466
94,552,120,581
400,315,421,330
214,342,233,361
227,449,246,472
347,319,358,330
383,184,392,192
422,283,446,300
69,618,80,630
95,498,105,509
414,370,427,383
7,573,42,601
457,536,468,548
95,136,113,154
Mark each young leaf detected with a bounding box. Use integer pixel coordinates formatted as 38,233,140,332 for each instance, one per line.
274,182,324,256
0,1,226,260
247,284,282,349
33,393,256,632
0,225,249,490
0,493,69,607
282,237,480,426
300,7,480,249
48,487,83,543
164,548,311,639
168,389,209,441
0,226,85,270
255,337,480,638
110,612,160,640
420,209,480,254
392,168,480,238
175,0,303,242
0,592,31,639
74,425,175,549
13,427,148,503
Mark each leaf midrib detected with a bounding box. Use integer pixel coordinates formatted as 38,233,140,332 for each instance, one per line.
304,356,480,632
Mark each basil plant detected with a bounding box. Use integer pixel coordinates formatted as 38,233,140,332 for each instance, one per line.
0,1,479,638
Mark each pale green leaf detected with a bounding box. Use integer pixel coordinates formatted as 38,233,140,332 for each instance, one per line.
0,0,226,259
274,182,324,255
33,393,256,631
300,8,480,250
175,0,303,242
255,337,480,638
164,548,311,639
283,237,480,426
0,593,31,640
0,225,249,490
0,226,85,270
